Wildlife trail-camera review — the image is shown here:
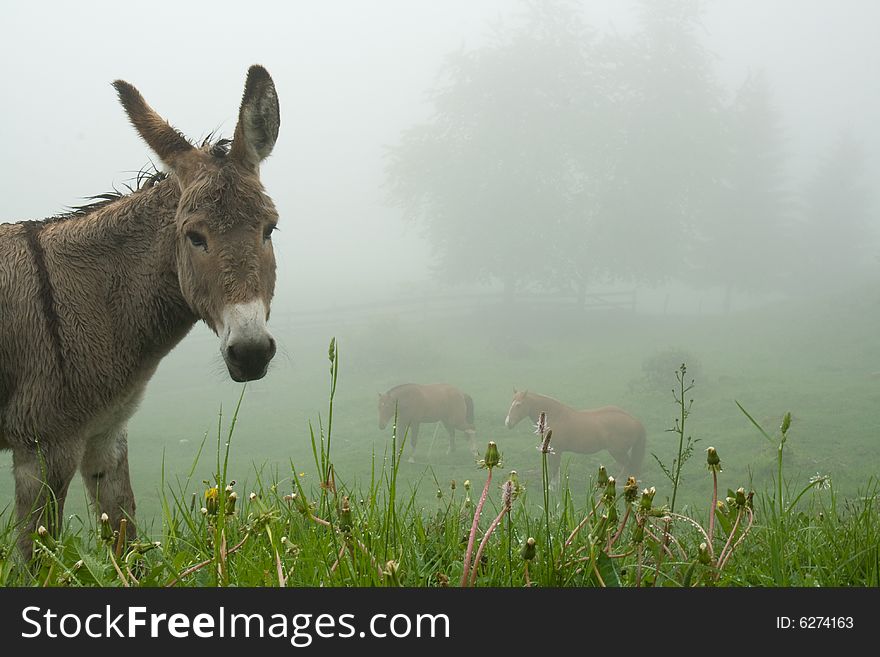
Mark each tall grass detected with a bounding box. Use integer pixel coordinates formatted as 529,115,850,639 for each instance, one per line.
0,352,877,587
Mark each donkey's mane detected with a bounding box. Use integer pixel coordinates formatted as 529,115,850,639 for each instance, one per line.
66,165,168,218
30,135,233,226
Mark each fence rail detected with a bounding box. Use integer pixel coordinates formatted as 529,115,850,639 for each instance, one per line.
272,289,637,332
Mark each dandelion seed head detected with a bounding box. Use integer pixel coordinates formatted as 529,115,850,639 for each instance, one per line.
534,411,549,438
809,473,831,490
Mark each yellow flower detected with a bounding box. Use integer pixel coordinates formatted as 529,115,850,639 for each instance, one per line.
205,487,219,515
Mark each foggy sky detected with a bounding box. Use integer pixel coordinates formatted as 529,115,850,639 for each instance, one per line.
1,0,878,312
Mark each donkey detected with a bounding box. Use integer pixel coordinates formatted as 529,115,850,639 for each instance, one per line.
378,383,477,462
505,389,646,484
0,65,281,556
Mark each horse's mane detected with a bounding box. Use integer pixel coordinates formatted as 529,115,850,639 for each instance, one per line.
525,391,569,410
385,383,418,396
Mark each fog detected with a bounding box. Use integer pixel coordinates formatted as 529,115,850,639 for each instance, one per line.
1,1,878,521
2,1,878,305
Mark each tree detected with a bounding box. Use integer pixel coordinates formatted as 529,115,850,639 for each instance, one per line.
694,70,793,310
387,0,737,301
598,0,727,283
796,132,875,294
385,1,597,301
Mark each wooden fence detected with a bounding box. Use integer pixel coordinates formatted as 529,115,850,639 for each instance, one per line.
272,289,637,332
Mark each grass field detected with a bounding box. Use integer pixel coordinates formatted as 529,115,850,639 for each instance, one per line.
1,288,879,586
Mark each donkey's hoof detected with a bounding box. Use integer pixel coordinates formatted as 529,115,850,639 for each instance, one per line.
407,456,416,464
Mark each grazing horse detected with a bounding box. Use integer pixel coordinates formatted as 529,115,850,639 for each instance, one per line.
505,389,645,483
378,384,477,462
0,66,281,555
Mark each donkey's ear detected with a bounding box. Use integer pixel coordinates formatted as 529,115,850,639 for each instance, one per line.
513,386,518,394
230,65,280,170
113,80,194,168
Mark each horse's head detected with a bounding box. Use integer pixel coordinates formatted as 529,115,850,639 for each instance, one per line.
505,388,529,429
377,392,394,430
114,66,280,382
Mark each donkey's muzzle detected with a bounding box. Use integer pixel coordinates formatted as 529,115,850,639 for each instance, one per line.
225,335,276,382
220,300,275,382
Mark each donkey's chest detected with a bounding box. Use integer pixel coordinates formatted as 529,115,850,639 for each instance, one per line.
78,382,147,441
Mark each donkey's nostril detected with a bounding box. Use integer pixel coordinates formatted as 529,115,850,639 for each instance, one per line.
225,335,276,381
267,337,277,360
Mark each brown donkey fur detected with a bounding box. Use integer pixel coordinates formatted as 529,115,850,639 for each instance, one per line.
0,66,282,556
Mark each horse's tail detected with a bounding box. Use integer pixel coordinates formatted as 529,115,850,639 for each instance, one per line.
628,426,646,476
464,394,475,429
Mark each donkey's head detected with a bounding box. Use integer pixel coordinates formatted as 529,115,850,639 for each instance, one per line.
113,66,280,382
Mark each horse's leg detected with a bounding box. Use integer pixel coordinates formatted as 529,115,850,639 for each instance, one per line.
80,425,137,542
443,422,455,454
548,451,562,490
609,448,631,480
13,440,81,558
464,427,479,457
627,433,645,479
464,428,478,456
406,423,420,463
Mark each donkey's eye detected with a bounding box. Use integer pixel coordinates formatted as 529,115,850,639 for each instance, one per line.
263,223,278,242
186,230,208,251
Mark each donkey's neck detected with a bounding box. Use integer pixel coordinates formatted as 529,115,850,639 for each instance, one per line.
40,179,197,400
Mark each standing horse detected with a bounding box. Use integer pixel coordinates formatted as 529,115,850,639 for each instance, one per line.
0,66,281,555
505,389,645,483
378,384,477,462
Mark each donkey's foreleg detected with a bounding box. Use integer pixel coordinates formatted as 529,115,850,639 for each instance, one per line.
80,426,137,542
13,442,81,558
